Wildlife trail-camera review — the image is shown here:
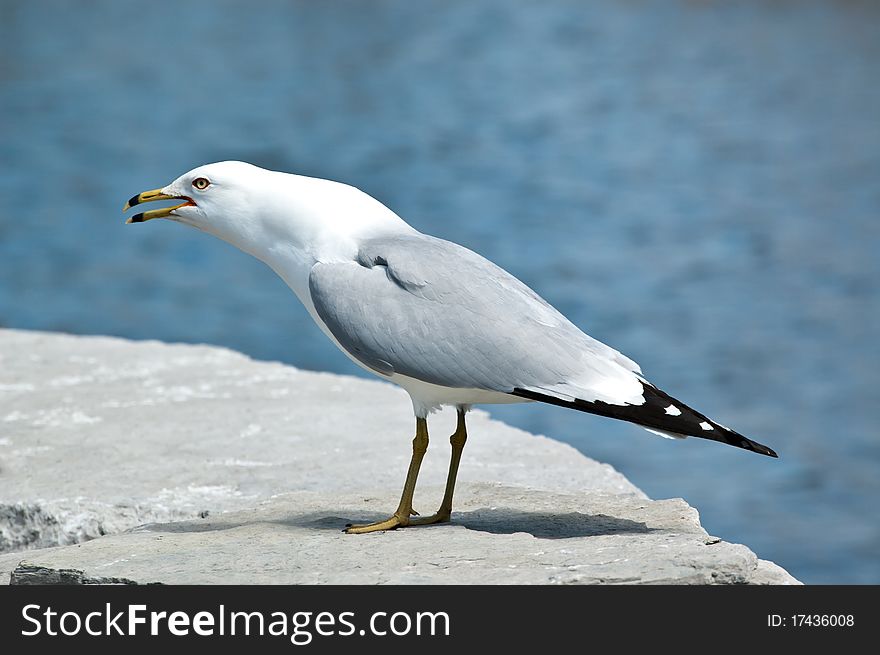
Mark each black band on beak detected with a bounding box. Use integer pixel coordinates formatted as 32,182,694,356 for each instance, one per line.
126,193,144,209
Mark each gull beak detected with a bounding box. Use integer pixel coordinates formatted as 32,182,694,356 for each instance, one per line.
123,188,195,224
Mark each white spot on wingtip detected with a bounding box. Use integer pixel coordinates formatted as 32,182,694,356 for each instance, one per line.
664,404,682,416
699,421,714,431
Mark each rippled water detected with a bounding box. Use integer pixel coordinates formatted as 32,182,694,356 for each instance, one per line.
1,1,878,583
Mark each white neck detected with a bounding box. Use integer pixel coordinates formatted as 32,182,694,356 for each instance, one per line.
213,171,416,309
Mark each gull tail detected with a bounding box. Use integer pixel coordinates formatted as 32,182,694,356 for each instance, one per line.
510,383,778,458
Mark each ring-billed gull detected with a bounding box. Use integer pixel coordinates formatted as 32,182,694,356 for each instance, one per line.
124,161,777,533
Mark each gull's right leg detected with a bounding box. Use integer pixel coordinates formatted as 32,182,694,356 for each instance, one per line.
345,417,429,534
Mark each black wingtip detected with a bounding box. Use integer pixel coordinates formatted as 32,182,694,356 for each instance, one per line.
726,426,778,458
750,442,778,458
511,385,779,458
701,422,778,458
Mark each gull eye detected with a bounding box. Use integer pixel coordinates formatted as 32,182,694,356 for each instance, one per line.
192,177,210,191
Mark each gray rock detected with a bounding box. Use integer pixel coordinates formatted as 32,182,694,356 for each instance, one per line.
0,329,799,584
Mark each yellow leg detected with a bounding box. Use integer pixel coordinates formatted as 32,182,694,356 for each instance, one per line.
410,408,468,526
345,417,429,534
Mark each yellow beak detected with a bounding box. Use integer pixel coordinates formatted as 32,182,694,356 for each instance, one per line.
123,188,193,223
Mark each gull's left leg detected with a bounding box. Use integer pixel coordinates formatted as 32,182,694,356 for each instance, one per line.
345,417,429,534
410,407,468,525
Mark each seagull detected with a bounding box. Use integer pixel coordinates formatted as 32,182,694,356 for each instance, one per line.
124,161,777,533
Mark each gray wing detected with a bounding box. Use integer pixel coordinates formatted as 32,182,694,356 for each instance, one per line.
308,234,642,402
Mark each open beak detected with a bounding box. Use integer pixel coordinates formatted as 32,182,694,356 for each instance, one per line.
123,188,195,223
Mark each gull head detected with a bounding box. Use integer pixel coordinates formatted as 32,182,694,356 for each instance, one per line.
123,161,413,261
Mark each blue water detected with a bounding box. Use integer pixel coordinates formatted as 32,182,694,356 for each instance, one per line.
1,1,878,584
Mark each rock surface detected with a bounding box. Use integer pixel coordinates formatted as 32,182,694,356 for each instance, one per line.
0,329,799,584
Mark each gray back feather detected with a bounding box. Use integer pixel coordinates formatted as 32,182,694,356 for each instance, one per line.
308,234,640,395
